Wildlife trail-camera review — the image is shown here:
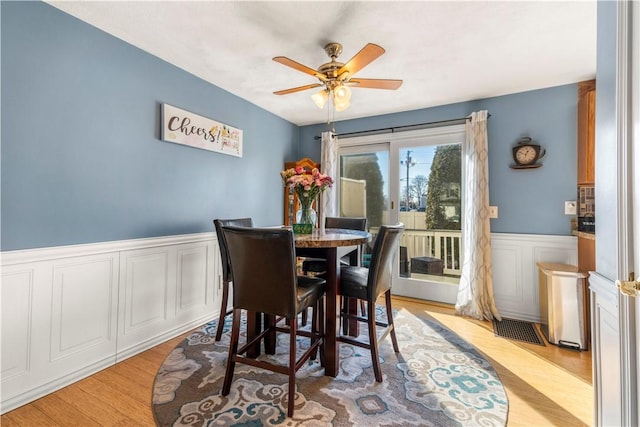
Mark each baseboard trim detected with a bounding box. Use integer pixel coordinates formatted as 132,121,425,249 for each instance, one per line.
115,312,217,363
0,356,115,414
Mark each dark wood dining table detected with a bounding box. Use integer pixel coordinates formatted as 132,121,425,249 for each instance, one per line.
245,227,371,378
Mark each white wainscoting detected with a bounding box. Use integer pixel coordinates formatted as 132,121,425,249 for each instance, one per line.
491,233,578,322
1,231,576,412
1,233,222,413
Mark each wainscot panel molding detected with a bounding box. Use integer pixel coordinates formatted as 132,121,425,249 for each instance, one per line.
0,232,222,414
491,233,578,322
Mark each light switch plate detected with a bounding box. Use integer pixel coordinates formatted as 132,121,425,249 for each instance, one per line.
489,206,498,219
565,201,577,215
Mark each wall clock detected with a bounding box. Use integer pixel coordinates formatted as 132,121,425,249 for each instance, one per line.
511,137,546,169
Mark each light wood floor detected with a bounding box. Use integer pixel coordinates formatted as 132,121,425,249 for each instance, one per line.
1,297,592,426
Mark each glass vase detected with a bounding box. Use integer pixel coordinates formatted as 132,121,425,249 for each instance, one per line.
298,200,315,224
294,198,315,234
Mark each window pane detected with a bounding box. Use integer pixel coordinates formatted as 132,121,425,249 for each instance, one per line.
399,144,461,284
339,151,389,229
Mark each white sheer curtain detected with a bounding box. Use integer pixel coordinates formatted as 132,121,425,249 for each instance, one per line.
455,111,501,321
320,131,338,230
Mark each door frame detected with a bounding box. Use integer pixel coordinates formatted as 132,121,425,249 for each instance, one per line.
338,124,465,303
616,2,638,424
631,0,639,420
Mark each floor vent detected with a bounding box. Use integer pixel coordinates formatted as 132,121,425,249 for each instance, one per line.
493,318,546,346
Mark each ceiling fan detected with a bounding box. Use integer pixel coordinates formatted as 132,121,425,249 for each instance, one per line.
273,42,402,112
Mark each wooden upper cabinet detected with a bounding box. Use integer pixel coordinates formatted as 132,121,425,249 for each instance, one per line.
282,158,321,226
577,79,596,185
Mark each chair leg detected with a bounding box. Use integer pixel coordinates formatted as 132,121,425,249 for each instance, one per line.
385,290,399,353
309,297,325,363
264,314,276,355
341,297,349,335
301,307,308,326
318,297,325,368
221,309,241,395
215,280,230,341
310,303,318,361
367,301,383,382
287,319,297,417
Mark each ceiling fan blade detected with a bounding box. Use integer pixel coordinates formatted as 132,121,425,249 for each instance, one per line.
273,56,327,81
348,78,403,90
337,43,385,76
273,83,323,95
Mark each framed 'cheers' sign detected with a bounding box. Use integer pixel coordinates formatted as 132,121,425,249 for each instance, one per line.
161,104,243,157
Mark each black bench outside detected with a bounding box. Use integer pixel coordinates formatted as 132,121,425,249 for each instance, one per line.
410,256,444,276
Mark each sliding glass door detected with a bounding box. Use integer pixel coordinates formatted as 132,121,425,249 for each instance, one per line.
337,126,464,304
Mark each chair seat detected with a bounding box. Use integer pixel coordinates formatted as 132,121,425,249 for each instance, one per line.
339,266,369,301
296,275,325,312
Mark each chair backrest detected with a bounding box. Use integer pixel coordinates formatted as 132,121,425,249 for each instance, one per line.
325,216,368,231
221,226,298,318
366,223,405,300
213,218,253,282
326,217,368,265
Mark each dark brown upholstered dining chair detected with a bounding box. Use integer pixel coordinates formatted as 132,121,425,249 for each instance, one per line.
213,218,253,341
337,223,404,382
220,225,326,418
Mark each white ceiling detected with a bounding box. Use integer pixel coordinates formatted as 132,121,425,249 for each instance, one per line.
47,1,597,126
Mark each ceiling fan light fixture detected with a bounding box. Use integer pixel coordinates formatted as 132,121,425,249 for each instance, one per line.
311,89,329,109
333,84,351,102
333,97,350,112
273,42,402,117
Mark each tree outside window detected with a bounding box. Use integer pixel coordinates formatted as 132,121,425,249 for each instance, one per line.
424,144,462,230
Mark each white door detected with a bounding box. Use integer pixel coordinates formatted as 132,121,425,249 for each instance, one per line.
338,125,465,303
590,2,638,425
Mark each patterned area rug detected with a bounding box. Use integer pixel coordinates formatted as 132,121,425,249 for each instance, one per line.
152,307,508,426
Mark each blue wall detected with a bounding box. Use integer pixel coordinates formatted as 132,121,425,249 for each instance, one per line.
1,2,299,251
1,2,582,251
299,85,579,236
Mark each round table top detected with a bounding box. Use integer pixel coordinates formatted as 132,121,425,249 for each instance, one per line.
293,228,371,248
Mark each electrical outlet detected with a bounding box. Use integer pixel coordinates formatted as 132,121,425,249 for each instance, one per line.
565,201,577,215
489,206,498,219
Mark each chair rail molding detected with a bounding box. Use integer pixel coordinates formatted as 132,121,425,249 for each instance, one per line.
1,232,222,414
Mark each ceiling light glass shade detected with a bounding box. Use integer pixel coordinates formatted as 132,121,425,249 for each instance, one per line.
311,89,329,109
334,98,350,112
333,84,352,103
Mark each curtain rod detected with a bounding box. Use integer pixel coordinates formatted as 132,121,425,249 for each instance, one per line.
313,114,490,140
